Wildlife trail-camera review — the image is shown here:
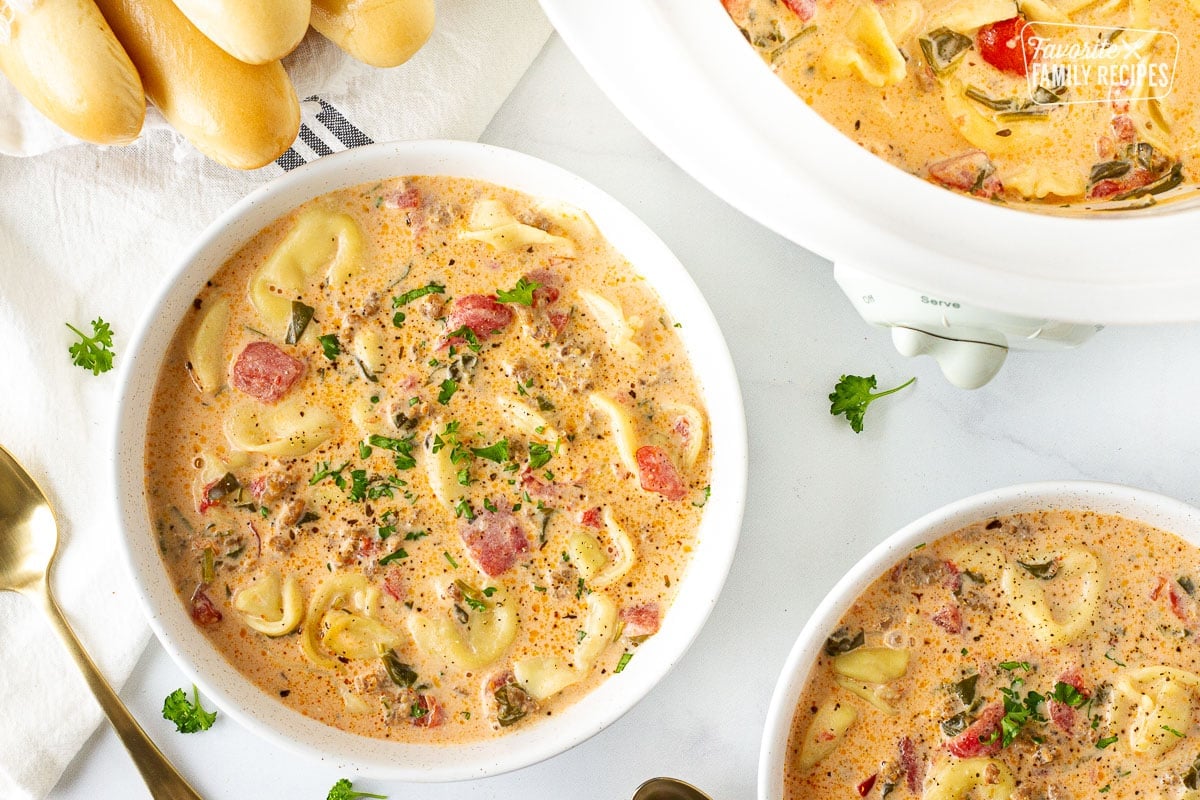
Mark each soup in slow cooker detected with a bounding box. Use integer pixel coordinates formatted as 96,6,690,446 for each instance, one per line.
144,175,711,741
722,0,1200,208
783,510,1200,799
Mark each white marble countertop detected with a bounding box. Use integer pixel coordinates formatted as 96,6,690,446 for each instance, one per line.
48,34,1200,800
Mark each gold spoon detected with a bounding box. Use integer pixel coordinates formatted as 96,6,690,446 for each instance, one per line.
0,444,203,799
632,777,714,800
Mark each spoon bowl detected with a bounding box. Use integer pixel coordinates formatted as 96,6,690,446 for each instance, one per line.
632,777,714,800
0,444,203,800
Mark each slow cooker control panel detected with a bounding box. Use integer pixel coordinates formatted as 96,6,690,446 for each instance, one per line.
834,262,1101,389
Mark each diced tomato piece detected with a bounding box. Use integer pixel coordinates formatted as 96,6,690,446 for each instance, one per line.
1089,167,1154,200
232,341,305,403
382,568,404,602
977,16,1036,76
857,774,878,797
460,510,530,576
579,506,604,529
620,603,661,638
523,269,562,307
442,295,513,346
932,604,963,634
781,0,815,22
190,587,222,626
409,694,444,728
1169,582,1196,624
1111,115,1137,144
636,445,687,501
946,702,1004,757
899,736,922,792
720,0,750,17
1152,575,1168,600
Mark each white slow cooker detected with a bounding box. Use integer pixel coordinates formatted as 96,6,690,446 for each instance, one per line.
539,0,1200,387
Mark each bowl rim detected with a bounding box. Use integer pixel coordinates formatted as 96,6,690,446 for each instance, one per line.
111,139,748,781
756,480,1200,799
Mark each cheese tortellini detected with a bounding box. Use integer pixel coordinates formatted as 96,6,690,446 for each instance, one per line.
234,572,304,636
1109,666,1200,756
249,207,364,337
514,592,618,701
301,574,391,669
186,296,229,394
1001,547,1104,644
578,289,643,360
408,586,518,670
924,758,1015,800
459,199,576,254
797,699,858,771
820,3,907,87
224,399,338,457
588,392,640,474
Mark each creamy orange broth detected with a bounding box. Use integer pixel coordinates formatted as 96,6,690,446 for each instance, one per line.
722,0,1200,208
144,176,710,741
786,511,1200,799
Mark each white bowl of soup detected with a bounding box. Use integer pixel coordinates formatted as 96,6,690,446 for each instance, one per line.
113,140,747,779
759,481,1200,799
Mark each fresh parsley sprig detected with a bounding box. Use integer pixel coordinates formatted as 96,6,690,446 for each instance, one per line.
161,685,217,733
829,374,915,433
66,318,116,375
496,277,541,306
326,778,387,800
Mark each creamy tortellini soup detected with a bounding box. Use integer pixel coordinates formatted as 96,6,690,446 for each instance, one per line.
722,0,1200,208
786,511,1200,799
144,176,711,741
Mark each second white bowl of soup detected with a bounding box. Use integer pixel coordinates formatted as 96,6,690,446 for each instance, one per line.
759,482,1200,800
114,140,746,779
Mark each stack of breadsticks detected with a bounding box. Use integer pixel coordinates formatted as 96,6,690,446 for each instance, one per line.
0,0,435,169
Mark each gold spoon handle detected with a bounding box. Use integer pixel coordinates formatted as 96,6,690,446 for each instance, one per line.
30,580,204,800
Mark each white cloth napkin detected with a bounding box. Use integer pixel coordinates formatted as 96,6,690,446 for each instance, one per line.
0,4,551,797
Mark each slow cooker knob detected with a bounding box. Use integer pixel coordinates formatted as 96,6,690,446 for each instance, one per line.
890,327,1008,390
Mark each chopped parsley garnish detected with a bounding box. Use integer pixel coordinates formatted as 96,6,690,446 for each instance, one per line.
1104,649,1127,667
368,433,417,470
454,498,474,520
828,374,916,434
529,442,553,470
444,325,482,353
310,460,350,488
318,333,341,361
348,469,369,502
358,441,373,459
377,524,396,540
161,685,216,733
443,551,459,568
1051,681,1086,708
1096,735,1119,749
66,318,115,375
410,702,429,719
438,379,459,405
326,777,387,800
998,661,1033,672
392,282,445,307
496,277,541,306
404,529,429,541
615,652,633,673
693,485,712,508
1164,725,1186,738
472,439,510,463
378,547,408,566
392,310,406,328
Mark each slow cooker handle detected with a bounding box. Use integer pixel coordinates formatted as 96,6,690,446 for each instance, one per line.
833,262,1099,389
